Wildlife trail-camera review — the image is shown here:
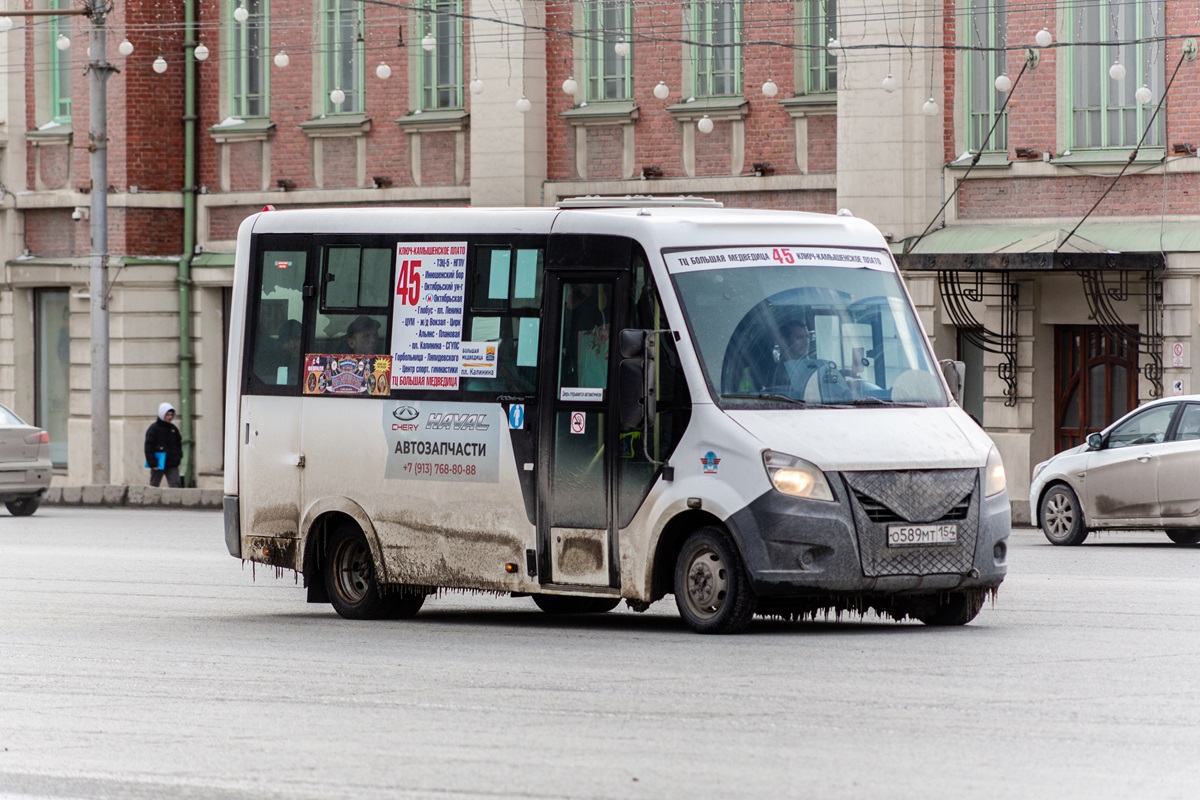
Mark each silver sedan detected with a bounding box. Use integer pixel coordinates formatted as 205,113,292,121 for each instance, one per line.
0,403,52,516
1030,395,1200,545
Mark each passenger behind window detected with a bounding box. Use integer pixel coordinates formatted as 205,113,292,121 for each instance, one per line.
345,315,383,354
255,318,303,386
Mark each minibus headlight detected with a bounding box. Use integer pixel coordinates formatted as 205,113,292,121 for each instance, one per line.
763,451,834,502
985,446,1007,497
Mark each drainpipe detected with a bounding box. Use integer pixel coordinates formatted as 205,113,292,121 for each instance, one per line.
179,0,199,485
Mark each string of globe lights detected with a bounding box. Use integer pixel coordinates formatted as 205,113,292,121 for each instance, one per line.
3,0,1188,133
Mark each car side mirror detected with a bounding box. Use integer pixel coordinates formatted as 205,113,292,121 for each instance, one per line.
1086,432,1104,450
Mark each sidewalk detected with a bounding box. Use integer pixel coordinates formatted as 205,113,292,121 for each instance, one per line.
42,485,223,509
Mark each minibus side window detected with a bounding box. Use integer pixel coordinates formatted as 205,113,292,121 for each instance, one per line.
618,248,690,527
247,248,307,392
313,245,392,356
464,246,544,394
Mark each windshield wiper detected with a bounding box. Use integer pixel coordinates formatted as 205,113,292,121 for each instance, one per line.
720,391,806,405
720,392,810,407
844,397,928,408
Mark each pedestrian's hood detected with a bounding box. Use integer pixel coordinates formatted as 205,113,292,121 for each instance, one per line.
725,406,993,471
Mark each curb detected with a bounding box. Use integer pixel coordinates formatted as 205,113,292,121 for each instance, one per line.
42,485,223,509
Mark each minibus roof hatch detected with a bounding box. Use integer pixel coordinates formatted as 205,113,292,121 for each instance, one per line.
555,195,723,209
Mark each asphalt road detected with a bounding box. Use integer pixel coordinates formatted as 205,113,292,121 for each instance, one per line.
2,507,1200,799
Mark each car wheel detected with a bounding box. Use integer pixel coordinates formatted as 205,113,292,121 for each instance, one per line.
324,525,395,620
674,526,756,634
5,497,40,517
903,592,984,626
532,595,621,614
1039,484,1089,546
1166,530,1200,544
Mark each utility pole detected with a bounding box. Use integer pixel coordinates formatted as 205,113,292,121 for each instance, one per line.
2,2,111,483
86,0,114,484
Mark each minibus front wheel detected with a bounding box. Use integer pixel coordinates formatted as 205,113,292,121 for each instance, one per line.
325,524,425,620
674,526,757,634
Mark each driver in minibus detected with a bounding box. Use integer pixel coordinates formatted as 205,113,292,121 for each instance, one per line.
773,320,851,401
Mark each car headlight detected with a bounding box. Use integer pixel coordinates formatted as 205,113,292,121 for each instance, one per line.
984,446,1006,497
763,450,834,502
1032,460,1048,480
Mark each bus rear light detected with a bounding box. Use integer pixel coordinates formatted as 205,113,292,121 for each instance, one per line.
25,431,50,445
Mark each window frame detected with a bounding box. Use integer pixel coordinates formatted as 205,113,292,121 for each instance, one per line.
964,0,1006,152
692,0,742,98
582,0,633,103
416,0,464,111
321,0,365,115
49,0,72,123
1068,0,1165,150
461,238,547,399
230,0,270,119
802,0,837,95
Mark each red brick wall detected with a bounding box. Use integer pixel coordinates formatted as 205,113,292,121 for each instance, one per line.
229,142,263,192
586,127,625,180
943,0,1200,220
960,174,1200,219
25,207,182,257
321,138,358,189
196,0,425,195
807,115,837,173
420,131,460,186
545,0,818,182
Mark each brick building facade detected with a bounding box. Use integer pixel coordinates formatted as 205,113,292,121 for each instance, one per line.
0,1,1197,522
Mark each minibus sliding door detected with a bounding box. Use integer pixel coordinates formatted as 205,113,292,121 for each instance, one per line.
537,270,629,590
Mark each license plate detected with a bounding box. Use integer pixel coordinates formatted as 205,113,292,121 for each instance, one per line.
886,523,958,548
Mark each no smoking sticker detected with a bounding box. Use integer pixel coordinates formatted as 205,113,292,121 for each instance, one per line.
570,411,586,435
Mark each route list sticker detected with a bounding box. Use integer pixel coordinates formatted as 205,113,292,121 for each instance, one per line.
391,241,468,390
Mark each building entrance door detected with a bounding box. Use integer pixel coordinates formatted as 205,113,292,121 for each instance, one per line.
1054,327,1138,451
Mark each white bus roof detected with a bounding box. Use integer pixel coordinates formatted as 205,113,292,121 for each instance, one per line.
244,205,889,252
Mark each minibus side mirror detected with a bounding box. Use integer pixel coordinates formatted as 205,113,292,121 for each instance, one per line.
1086,432,1105,450
940,359,966,406
619,359,645,429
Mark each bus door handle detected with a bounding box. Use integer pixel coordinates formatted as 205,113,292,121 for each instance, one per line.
294,454,306,468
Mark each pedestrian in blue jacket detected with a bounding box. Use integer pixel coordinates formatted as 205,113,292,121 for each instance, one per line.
144,402,183,487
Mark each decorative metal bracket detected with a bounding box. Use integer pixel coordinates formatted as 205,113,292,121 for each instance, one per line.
1076,267,1164,398
937,270,1018,407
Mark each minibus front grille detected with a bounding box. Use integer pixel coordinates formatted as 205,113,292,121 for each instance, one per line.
842,469,980,578
853,492,971,524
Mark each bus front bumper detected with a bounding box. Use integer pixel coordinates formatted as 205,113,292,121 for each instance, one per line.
726,472,1009,598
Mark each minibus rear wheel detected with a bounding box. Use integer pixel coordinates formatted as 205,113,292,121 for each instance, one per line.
674,526,756,634
1166,530,1200,544
325,524,420,620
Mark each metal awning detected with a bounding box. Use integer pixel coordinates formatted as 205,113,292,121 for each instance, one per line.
891,221,1198,271
894,221,1170,400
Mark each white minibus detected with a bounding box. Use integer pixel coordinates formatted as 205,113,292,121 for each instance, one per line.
223,199,1008,633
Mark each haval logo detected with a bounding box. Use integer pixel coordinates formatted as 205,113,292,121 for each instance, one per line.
392,406,419,421
426,413,490,431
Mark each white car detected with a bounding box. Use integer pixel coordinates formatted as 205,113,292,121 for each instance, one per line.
1030,395,1200,545
0,403,52,516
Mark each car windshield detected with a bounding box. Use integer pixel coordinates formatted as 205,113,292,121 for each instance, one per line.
667,245,947,409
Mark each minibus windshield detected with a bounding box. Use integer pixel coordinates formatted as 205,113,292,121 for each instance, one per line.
667,246,947,409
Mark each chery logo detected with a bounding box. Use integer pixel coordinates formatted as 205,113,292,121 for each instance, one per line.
392,405,419,421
